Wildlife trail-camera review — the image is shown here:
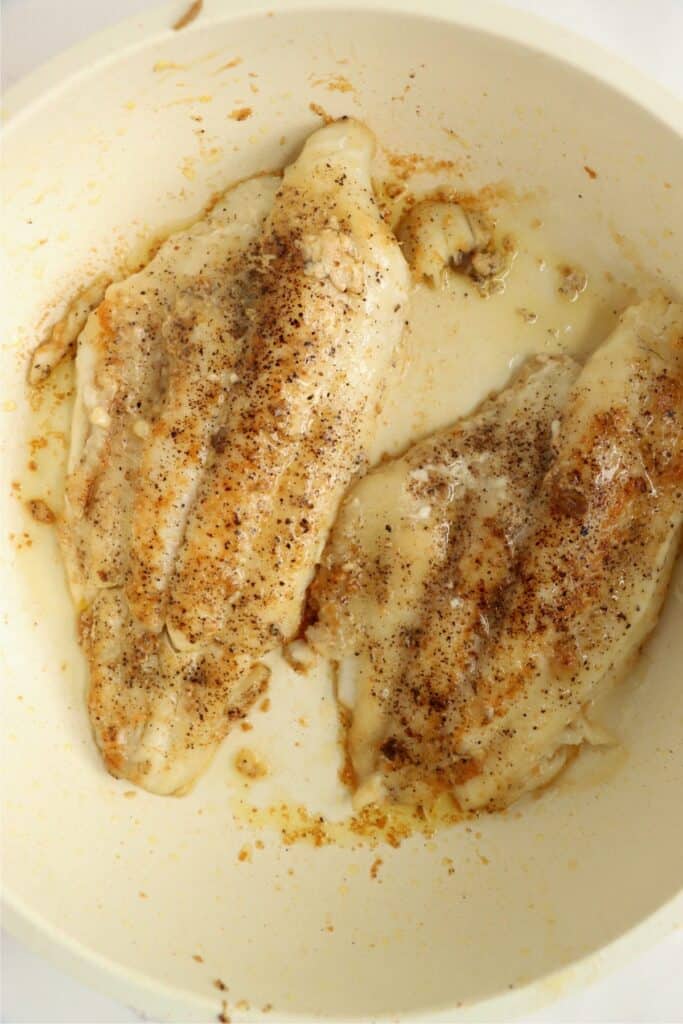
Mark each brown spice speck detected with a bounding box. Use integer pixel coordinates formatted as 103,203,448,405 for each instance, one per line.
29,436,48,456
384,149,463,184
213,979,229,992
172,0,203,30
583,165,598,179
26,498,56,524
309,101,333,124
370,857,383,879
311,73,355,94
383,181,404,200
192,954,204,963
229,107,252,122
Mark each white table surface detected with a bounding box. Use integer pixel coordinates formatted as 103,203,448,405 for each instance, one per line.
2,1,682,1021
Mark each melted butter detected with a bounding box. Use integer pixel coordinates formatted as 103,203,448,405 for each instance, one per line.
373,205,639,461
219,649,463,847
18,175,662,846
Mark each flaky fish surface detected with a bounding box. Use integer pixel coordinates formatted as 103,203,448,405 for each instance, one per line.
55,119,408,793
309,294,683,813
308,354,580,807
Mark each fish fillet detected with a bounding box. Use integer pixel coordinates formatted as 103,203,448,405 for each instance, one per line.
308,354,580,806
456,293,683,810
308,294,683,812
60,173,279,792
59,119,408,793
61,175,280,612
167,118,409,651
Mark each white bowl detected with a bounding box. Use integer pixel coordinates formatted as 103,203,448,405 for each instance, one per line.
2,2,682,1021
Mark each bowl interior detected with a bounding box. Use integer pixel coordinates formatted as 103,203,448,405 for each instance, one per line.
2,4,682,1021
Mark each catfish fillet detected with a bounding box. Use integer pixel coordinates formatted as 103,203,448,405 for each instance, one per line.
55,119,408,793
308,294,683,812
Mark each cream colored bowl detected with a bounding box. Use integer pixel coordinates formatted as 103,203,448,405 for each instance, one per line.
2,2,682,1021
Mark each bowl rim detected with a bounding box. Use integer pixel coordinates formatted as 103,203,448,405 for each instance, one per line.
3,0,682,133
2,1,682,1020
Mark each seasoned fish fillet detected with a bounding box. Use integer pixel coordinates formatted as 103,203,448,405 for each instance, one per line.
308,354,580,806
60,174,279,792
456,293,683,810
60,119,408,794
62,175,280,613
308,294,683,812
82,590,269,794
167,118,409,650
